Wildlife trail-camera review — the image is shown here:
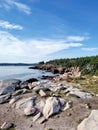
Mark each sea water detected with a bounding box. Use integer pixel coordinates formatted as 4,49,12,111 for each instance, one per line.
0,66,54,81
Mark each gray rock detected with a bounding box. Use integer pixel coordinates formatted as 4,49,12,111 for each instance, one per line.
16,96,36,110
0,79,21,95
58,98,65,106
9,96,20,104
12,88,31,96
24,107,37,116
37,116,46,124
62,101,73,111
43,97,61,119
36,100,46,112
65,87,92,99
12,89,23,96
28,82,38,89
77,110,98,130
33,85,44,92
20,81,28,89
22,88,32,94
33,112,41,122
0,94,11,104
0,122,13,130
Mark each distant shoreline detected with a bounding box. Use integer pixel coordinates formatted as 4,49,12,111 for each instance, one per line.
0,63,37,66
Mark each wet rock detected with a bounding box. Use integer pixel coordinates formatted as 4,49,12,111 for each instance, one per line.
43,97,61,119
0,94,11,104
41,75,54,80
0,122,13,130
20,81,28,89
26,78,38,83
9,96,20,104
77,110,98,130
0,79,21,95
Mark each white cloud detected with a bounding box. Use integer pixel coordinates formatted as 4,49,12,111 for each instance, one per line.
1,0,31,15
0,20,23,30
0,31,83,62
82,47,98,51
67,36,89,42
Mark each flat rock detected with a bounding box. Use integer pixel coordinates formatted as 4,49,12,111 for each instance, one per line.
9,96,20,104
16,96,36,110
65,87,92,99
77,110,98,130
0,94,11,104
0,79,21,95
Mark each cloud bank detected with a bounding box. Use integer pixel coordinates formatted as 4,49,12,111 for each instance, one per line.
0,31,85,63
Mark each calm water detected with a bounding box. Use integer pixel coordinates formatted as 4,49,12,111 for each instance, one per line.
0,66,54,81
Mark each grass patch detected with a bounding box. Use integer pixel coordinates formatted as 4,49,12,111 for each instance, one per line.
69,75,98,94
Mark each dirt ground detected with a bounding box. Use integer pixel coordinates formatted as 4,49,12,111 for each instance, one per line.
0,91,98,130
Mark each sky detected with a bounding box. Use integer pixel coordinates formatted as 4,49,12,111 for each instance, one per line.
0,0,98,63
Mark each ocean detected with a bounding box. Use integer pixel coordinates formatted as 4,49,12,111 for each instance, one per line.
0,66,54,81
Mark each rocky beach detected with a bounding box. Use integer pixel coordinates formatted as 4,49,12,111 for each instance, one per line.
0,65,98,130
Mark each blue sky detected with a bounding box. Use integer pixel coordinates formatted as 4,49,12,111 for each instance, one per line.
0,0,98,63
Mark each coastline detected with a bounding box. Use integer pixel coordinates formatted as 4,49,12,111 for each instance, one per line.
0,72,98,130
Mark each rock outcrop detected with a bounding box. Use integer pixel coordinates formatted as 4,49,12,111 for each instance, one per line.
0,79,21,95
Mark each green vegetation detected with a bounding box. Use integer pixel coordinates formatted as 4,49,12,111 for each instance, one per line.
47,55,98,75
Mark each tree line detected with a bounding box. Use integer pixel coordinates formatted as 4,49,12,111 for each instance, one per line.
46,55,98,75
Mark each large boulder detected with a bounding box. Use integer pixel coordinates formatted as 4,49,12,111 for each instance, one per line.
77,110,98,130
0,79,21,95
43,97,61,119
